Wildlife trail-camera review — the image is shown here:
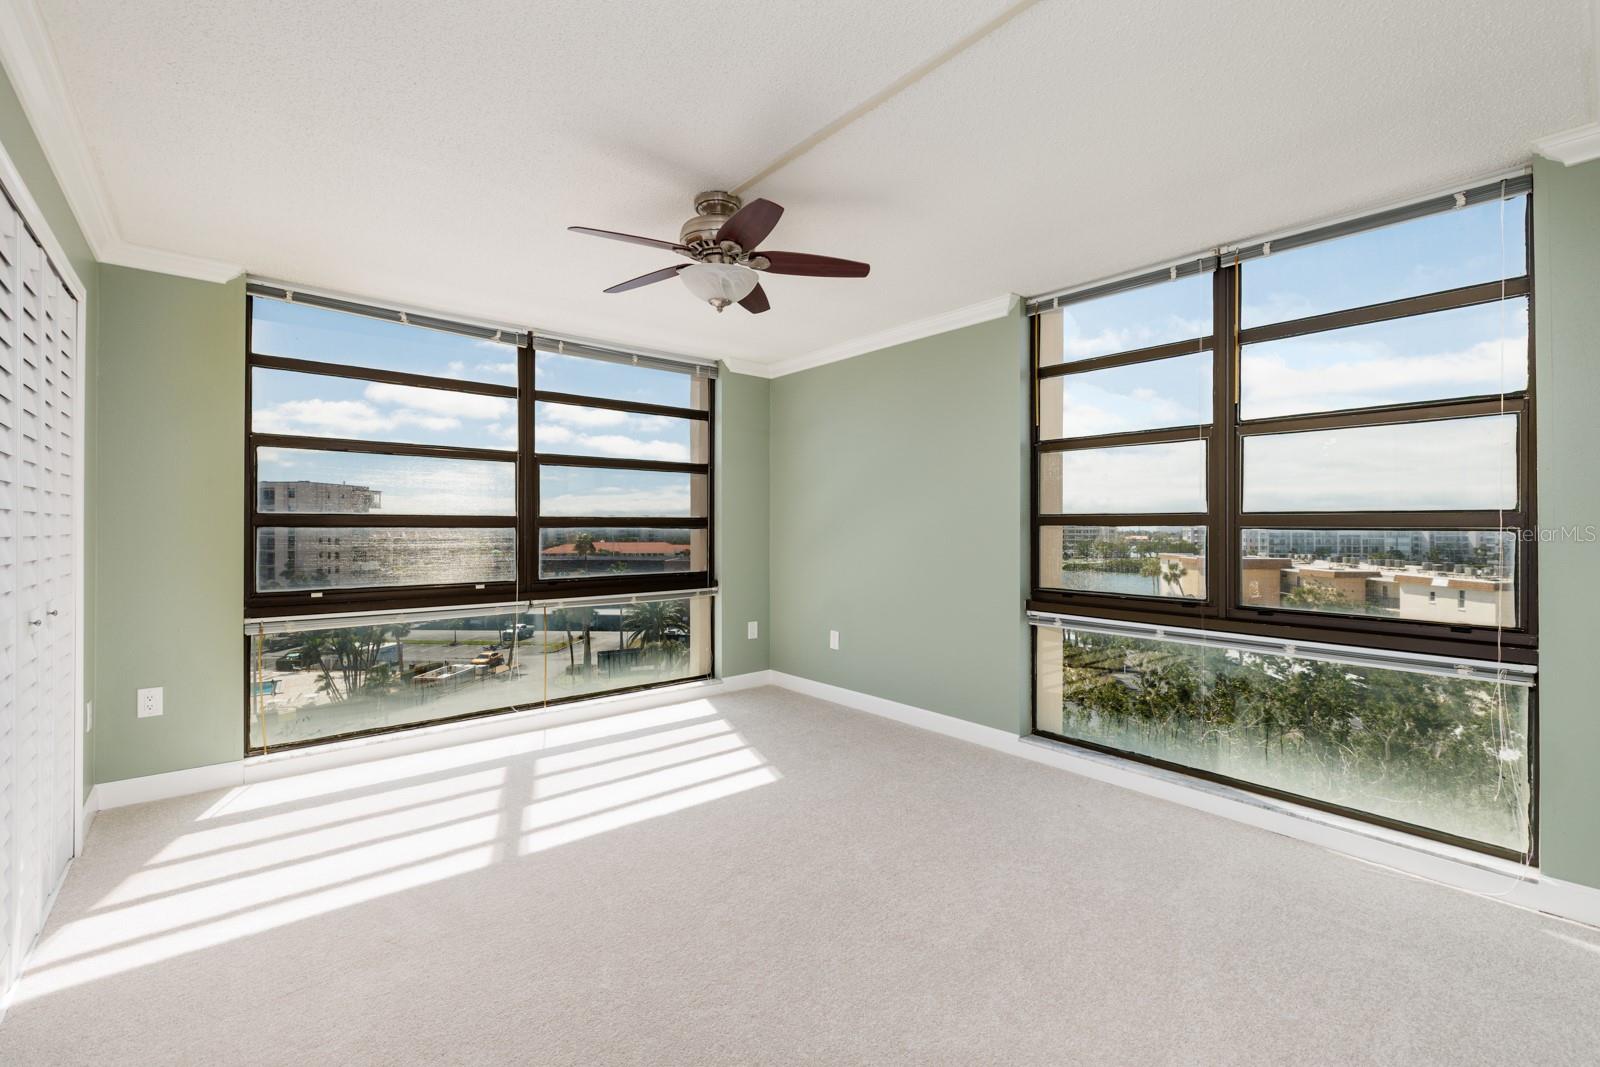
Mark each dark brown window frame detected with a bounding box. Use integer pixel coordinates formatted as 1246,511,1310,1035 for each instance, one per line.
1029,197,1536,664
1026,183,1538,862
244,293,716,617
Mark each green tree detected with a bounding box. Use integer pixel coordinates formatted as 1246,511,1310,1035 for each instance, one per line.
1053,632,1528,846
623,600,690,666
299,625,404,702
1283,581,1355,610
1161,559,1189,597
1139,555,1162,594
550,606,597,673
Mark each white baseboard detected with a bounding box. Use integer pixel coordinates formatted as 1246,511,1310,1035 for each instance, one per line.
94,760,247,810
767,671,1600,930
719,669,776,691
772,672,1015,750
79,785,99,840
90,673,777,800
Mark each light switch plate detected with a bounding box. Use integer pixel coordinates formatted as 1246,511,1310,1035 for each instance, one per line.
829,630,839,651
747,621,759,639
137,686,163,718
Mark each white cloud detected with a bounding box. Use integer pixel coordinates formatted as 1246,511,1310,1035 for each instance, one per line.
254,399,399,437
1048,442,1206,513
540,404,629,428
363,383,513,421
568,434,689,462
535,424,575,446
543,487,690,516
1242,332,1528,419
532,420,690,462
1061,316,1210,361
1243,415,1517,511
254,398,462,439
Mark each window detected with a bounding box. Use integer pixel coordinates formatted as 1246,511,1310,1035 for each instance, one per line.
248,595,713,750
245,286,716,751
1029,179,1534,857
1034,624,1531,853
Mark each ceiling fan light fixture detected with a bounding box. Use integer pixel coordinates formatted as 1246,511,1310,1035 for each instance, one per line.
680,262,759,312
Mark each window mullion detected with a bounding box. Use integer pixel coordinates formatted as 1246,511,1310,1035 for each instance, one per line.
1213,263,1240,622
517,339,537,592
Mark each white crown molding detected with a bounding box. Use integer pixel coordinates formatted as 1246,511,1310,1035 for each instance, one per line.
0,0,241,283
718,356,771,378
1534,122,1600,166
1536,1,1600,165
99,240,241,283
0,0,115,254
757,292,1020,379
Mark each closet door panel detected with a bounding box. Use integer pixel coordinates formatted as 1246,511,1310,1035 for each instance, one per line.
0,199,19,991
12,225,41,949
0,191,80,1004
39,269,72,883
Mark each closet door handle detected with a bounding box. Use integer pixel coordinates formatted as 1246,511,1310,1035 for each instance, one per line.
47,609,58,616
28,619,41,627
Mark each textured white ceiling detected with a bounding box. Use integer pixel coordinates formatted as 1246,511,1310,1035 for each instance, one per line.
32,0,1599,367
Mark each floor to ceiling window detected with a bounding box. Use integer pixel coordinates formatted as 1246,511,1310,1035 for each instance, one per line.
245,286,715,752
1028,178,1535,858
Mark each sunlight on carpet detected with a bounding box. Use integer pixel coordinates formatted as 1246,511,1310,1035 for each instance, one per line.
12,698,777,1003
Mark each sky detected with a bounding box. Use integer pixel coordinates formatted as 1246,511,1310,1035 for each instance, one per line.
253,195,1526,522
1046,195,1528,513
252,299,703,515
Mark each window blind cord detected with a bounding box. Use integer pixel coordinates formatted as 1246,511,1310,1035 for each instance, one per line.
255,621,270,753
1481,179,1536,892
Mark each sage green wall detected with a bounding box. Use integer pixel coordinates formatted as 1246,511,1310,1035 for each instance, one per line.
0,59,98,796
86,286,765,782
92,266,244,783
1532,155,1600,890
716,370,770,677
769,311,1030,733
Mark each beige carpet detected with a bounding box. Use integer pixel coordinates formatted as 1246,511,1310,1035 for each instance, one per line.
3,685,1598,1066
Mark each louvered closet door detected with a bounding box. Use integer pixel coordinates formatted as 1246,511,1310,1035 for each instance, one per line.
36,258,74,896
12,220,45,962
0,201,77,999
0,195,19,993
39,263,74,892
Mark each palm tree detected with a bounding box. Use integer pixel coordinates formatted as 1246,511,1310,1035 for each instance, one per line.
1139,555,1162,594
573,531,596,576
1162,559,1189,597
549,606,595,673
299,625,403,701
580,607,596,671
623,600,689,664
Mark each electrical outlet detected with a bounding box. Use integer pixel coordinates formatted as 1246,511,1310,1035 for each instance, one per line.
829,630,839,651
747,621,759,639
137,687,164,718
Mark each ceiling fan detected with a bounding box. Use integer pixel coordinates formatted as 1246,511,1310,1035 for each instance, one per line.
569,191,870,314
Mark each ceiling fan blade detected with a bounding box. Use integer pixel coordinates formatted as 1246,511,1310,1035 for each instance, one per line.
603,264,687,293
738,283,771,314
569,226,689,254
755,251,870,278
715,198,784,250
